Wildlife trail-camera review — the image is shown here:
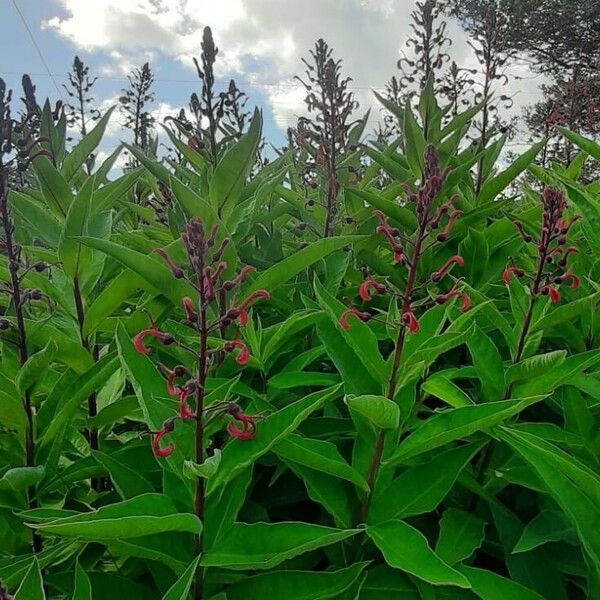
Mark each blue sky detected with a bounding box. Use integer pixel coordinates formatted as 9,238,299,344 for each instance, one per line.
1,0,545,164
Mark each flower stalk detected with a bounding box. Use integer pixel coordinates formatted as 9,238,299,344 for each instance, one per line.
340,146,470,522
133,219,268,599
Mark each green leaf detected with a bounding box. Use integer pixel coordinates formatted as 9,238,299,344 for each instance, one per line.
268,371,340,389
478,141,545,204
30,493,202,539
466,326,505,402
207,384,342,493
8,191,62,246
367,520,471,588
531,292,600,333
225,562,368,600
512,349,600,397
244,236,366,295
498,426,600,568
60,175,94,278
345,394,400,430
557,127,600,162
513,510,576,554
436,509,486,565
314,277,387,384
162,556,200,600
32,155,71,216
16,340,57,394
272,433,368,491
72,560,92,600
202,521,359,570
403,102,426,176
183,451,222,480
77,237,194,305
369,444,479,524
457,566,545,600
210,108,262,219
124,143,171,183
62,107,116,182
505,351,567,386
0,466,45,492
421,374,473,407
93,451,154,499
385,396,544,465
14,558,45,600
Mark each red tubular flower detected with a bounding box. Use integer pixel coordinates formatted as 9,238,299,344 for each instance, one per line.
502,266,525,285
435,288,471,312
178,389,195,419
359,278,386,302
555,270,580,289
339,308,371,330
151,419,175,457
225,339,250,365
182,297,198,322
239,289,270,309
154,248,184,278
402,310,420,333
134,328,174,355
512,220,533,243
431,255,464,283
541,284,561,303
558,246,579,267
436,210,463,242
226,404,262,441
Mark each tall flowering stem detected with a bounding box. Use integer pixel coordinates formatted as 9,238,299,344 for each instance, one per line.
341,146,470,522
0,78,50,553
134,218,268,600
504,187,579,365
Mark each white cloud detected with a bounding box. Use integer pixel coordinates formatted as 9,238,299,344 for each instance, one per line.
44,0,545,137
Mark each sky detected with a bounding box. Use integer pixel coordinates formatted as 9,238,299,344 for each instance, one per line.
0,0,548,167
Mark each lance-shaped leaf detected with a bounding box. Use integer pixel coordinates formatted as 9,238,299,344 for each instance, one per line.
62,106,115,182
367,520,470,588
14,558,45,600
29,493,202,539
207,384,342,493
498,426,600,568
345,394,400,430
77,236,195,305
225,562,368,600
272,433,368,491
202,521,359,570
385,395,545,465
162,556,200,600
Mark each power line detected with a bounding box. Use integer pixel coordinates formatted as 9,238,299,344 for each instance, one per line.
10,0,64,101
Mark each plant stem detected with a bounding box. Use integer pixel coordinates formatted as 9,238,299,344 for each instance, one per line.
0,189,42,553
194,288,208,600
73,276,100,490
359,227,424,522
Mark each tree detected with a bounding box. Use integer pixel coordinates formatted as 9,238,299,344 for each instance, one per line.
447,0,600,74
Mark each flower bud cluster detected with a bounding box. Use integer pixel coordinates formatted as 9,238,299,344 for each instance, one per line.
135,218,269,457
503,187,580,304
339,145,470,334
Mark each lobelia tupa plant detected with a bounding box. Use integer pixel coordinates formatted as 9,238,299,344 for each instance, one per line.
339,144,470,521
0,77,52,555
504,186,580,363
133,217,269,598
